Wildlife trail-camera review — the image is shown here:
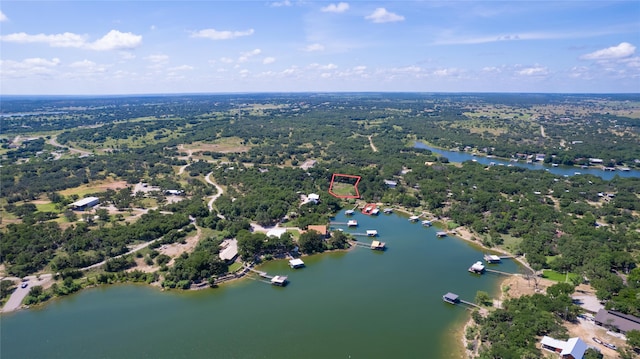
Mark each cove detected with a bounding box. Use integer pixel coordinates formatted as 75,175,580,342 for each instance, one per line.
415,141,640,180
1,212,519,359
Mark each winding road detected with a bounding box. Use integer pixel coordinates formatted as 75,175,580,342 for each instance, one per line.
205,172,225,214
47,136,93,157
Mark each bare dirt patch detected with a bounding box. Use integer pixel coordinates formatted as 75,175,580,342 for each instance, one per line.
161,229,202,266
566,319,625,359
128,257,159,274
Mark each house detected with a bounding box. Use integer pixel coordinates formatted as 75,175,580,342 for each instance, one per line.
540,336,588,359
535,154,546,162
165,189,184,195
384,180,397,188
594,309,640,334
266,228,287,238
219,239,238,262
307,193,320,204
589,158,604,164
70,196,100,211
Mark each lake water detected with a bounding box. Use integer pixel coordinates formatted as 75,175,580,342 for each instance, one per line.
415,141,640,180
1,212,519,359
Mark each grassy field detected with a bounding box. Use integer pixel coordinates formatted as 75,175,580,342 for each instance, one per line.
330,182,358,197
228,262,243,272
542,269,580,283
180,137,250,154
59,180,128,197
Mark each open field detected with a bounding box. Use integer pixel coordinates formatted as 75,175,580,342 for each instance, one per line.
59,180,129,197
179,137,250,154
542,269,580,283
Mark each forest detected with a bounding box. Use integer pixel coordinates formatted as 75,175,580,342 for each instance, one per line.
1,93,639,356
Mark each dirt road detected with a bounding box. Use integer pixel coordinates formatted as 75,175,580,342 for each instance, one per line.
205,172,224,212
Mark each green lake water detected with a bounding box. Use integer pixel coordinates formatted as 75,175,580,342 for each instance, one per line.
1,212,520,359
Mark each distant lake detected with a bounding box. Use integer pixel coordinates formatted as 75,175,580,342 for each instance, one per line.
0,212,519,359
415,141,640,180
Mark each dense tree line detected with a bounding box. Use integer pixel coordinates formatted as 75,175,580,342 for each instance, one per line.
0,211,190,276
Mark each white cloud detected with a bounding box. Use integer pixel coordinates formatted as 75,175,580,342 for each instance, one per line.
0,57,60,78
119,52,136,60
581,42,636,60
238,49,261,62
322,2,349,13
168,65,194,71
569,66,593,80
516,65,549,76
146,54,169,63
263,57,276,64
219,57,234,64
0,30,142,51
365,8,404,23
0,32,87,48
308,63,338,70
270,0,291,7
0,11,8,22
145,54,169,70
191,28,254,40
68,60,107,74
482,66,502,74
305,43,325,52
87,30,142,51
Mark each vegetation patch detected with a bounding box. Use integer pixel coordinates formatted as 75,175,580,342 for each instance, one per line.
542,269,580,283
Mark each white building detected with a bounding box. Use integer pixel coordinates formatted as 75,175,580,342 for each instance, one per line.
70,196,100,211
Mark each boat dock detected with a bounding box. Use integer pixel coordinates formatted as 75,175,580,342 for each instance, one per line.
362,203,379,215
442,292,481,309
484,254,501,263
436,231,448,237
468,261,485,274
248,268,290,286
351,240,386,251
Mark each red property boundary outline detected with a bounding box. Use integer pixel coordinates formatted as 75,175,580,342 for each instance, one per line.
328,173,361,199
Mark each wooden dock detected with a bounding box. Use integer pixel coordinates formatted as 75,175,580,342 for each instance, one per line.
351,241,372,248
460,299,482,309
248,268,274,279
485,268,515,276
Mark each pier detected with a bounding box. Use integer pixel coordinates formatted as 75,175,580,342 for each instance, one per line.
350,240,386,250
485,268,516,276
249,268,273,279
442,292,481,309
459,299,482,309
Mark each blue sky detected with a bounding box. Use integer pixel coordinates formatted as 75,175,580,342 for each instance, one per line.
1,1,638,94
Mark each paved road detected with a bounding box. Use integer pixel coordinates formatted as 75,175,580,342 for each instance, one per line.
47,136,93,157
1,274,53,313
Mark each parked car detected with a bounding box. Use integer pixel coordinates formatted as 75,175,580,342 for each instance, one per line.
21,282,28,288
